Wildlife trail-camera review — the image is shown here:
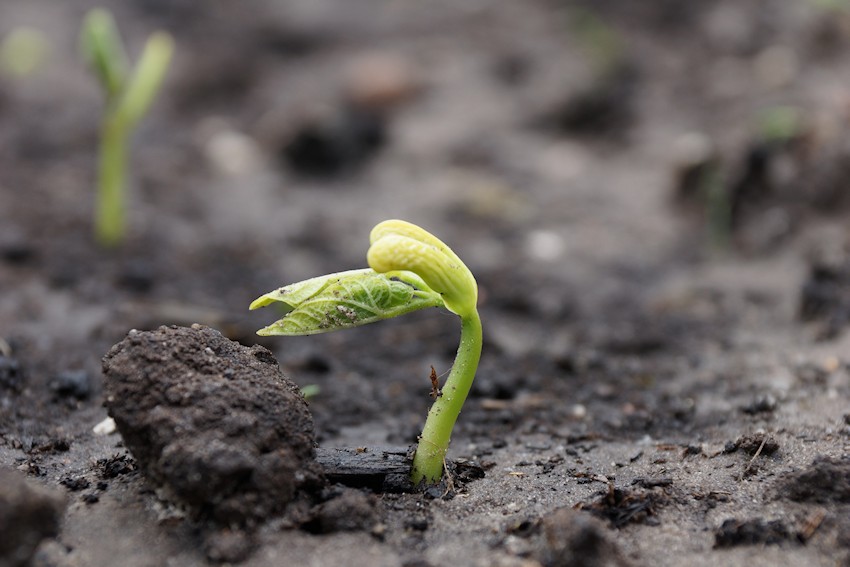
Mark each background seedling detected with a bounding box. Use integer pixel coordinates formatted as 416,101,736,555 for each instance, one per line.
0,27,50,78
758,105,802,145
251,220,482,485
569,7,624,77
80,8,174,247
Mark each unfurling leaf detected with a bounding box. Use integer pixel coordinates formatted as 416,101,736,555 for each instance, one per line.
251,269,444,336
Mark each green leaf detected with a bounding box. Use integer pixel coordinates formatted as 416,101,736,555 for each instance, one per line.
251,269,444,336
250,268,373,311
117,31,174,127
80,9,129,100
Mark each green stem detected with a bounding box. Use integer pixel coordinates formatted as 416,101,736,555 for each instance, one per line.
411,309,483,484
95,117,127,247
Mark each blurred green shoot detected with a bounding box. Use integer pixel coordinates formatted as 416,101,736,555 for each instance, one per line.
0,27,50,78
758,105,802,145
702,164,731,254
569,8,624,76
811,0,850,12
80,9,174,247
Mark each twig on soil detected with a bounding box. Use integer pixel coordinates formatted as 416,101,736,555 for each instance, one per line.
740,434,768,480
315,446,410,490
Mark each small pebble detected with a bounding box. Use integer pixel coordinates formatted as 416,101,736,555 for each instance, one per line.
570,404,587,419
93,417,117,436
526,230,565,262
344,52,419,110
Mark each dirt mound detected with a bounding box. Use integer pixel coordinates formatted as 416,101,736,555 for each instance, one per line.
102,325,324,526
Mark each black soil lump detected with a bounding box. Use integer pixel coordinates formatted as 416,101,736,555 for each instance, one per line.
579,484,664,528
714,518,795,548
725,432,780,456
0,468,66,567
102,324,325,526
781,455,850,503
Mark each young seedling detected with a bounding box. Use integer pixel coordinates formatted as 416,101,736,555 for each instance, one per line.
250,220,482,485
80,9,174,247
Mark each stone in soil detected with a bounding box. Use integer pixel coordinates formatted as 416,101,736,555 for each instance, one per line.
781,455,850,503
0,468,66,567
102,324,325,526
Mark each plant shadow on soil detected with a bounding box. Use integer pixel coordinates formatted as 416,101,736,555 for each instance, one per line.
3,0,850,566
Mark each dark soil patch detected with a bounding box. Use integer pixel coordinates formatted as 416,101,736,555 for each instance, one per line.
781,456,850,504
578,484,665,528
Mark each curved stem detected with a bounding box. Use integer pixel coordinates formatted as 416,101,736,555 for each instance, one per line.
411,309,482,484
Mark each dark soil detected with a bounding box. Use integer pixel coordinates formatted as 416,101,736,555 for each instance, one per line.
3,0,850,566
